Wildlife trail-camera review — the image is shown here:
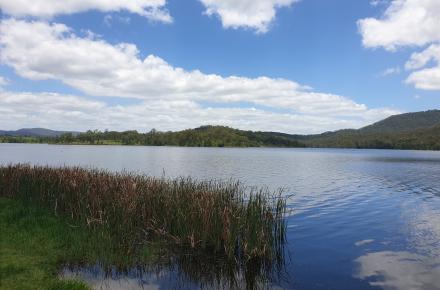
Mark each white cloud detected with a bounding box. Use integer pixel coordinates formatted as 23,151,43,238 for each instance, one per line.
199,0,296,33
405,44,440,90
0,90,398,134
0,19,398,133
358,0,440,51
0,0,172,23
405,44,440,71
358,0,440,91
356,251,440,290
0,91,104,130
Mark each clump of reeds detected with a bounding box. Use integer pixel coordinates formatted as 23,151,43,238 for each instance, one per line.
0,164,286,266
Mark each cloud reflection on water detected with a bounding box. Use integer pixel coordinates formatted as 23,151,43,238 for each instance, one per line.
356,251,440,290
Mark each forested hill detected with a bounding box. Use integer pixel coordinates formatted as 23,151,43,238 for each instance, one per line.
359,110,440,134
1,110,439,150
303,110,440,150
304,123,440,150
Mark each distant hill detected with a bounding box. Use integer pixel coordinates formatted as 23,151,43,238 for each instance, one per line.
303,110,440,150
359,110,440,134
0,128,80,137
94,125,305,147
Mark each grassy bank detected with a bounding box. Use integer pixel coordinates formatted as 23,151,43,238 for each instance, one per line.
0,198,89,290
0,164,287,288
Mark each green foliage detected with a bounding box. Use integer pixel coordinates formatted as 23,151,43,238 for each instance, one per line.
50,126,306,147
0,136,44,144
1,126,306,147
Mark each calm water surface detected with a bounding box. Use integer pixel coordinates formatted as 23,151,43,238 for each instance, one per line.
1,143,440,290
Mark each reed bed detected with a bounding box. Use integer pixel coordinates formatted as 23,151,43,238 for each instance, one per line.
0,164,287,267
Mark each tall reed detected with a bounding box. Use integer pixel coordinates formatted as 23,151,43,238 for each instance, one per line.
0,164,286,266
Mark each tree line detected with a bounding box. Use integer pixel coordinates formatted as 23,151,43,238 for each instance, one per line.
1,125,438,150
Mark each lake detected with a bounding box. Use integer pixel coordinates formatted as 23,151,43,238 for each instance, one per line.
1,143,440,290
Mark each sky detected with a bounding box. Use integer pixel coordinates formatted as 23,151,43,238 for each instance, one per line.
0,0,439,134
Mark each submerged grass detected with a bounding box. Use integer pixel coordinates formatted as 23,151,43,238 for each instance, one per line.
0,164,287,288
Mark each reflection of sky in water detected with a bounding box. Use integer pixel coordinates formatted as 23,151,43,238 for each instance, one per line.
60,266,287,290
61,266,164,290
355,251,440,290
2,145,440,289
354,160,440,290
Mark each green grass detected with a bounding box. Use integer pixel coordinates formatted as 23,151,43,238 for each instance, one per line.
0,198,90,289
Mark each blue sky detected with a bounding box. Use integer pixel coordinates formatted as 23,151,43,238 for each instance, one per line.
0,0,439,133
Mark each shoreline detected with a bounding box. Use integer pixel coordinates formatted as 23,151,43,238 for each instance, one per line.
1,141,439,152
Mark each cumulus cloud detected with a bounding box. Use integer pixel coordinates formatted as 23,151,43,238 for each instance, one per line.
0,19,398,133
405,45,440,90
199,0,296,33
0,0,172,23
405,44,440,71
0,91,398,134
0,91,104,130
358,0,440,91
358,0,440,50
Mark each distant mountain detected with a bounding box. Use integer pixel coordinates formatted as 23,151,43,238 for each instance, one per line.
0,128,80,137
303,110,440,150
359,110,440,134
